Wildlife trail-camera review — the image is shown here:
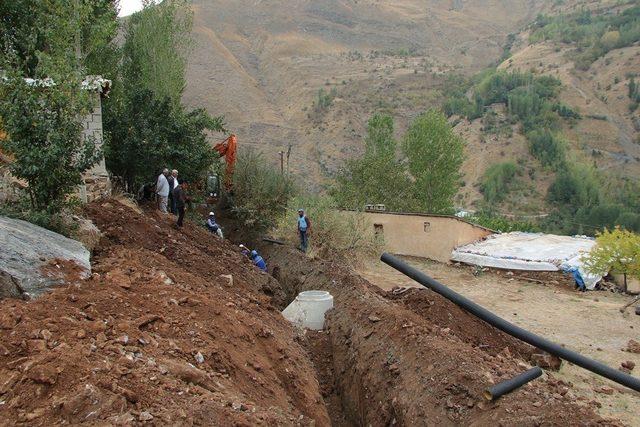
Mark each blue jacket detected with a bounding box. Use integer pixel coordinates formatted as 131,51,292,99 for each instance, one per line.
253,255,267,272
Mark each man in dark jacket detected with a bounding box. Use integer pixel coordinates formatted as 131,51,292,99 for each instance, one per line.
173,180,189,228
166,171,176,214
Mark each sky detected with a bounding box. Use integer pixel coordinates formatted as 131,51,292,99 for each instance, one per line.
118,0,149,17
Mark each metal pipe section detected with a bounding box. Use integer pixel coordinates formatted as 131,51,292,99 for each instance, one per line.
484,367,543,401
380,253,640,393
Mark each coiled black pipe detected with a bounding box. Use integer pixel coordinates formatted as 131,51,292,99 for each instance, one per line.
484,367,543,401
380,253,640,393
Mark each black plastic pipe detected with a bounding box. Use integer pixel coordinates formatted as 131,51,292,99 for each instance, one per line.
380,253,640,393
484,367,543,401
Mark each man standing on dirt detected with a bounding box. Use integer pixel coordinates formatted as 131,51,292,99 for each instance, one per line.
156,168,170,213
297,208,311,253
173,179,189,228
167,169,177,214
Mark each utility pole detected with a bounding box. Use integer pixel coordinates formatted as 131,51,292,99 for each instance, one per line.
286,144,292,175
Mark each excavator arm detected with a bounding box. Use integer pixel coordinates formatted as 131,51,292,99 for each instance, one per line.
214,134,237,193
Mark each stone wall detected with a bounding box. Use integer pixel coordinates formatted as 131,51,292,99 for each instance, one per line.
79,92,111,203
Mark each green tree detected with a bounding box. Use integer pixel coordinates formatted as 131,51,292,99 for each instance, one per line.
402,109,465,213
547,163,600,208
103,87,224,190
103,0,225,190
0,73,101,210
0,0,118,76
0,0,116,210
582,228,640,292
122,0,192,102
332,114,411,210
527,128,565,168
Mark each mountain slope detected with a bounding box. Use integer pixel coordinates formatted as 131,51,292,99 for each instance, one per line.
183,0,548,188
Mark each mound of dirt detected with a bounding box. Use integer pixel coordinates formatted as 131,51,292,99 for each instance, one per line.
262,243,616,425
0,199,622,425
0,199,328,425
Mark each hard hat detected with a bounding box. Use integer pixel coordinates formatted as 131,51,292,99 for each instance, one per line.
250,250,258,258
298,208,304,212
208,211,215,216
239,244,246,249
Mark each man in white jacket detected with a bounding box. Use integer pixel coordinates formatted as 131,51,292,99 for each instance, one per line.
156,168,170,213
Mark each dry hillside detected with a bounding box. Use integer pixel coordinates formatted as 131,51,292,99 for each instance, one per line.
183,0,549,189
183,0,639,211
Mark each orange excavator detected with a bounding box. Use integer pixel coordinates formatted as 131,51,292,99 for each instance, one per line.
207,134,237,205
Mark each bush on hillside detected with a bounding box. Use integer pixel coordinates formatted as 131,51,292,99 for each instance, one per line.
544,164,640,235
480,162,520,205
552,103,581,120
315,87,337,111
527,129,565,168
547,164,600,207
530,6,640,69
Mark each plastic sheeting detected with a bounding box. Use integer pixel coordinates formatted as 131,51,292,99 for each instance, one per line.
451,232,601,290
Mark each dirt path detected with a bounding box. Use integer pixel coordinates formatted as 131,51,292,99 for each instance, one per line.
358,256,640,426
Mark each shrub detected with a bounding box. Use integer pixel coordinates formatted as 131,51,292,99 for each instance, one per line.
527,129,565,168
0,74,102,211
468,212,539,233
0,195,77,237
443,96,480,119
582,227,640,290
315,87,337,111
231,149,297,232
547,164,600,208
480,162,520,204
273,196,382,263
552,103,581,120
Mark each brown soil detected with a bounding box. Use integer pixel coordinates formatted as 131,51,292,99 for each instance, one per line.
0,199,328,425
0,200,625,425
262,243,620,426
301,331,350,427
358,256,640,426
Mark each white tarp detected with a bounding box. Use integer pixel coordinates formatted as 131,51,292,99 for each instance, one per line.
451,232,601,290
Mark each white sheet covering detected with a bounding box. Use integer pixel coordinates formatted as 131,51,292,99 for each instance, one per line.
451,232,601,289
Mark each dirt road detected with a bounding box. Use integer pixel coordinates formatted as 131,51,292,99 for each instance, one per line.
358,256,640,426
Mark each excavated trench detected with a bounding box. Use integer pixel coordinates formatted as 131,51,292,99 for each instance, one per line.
0,200,610,425
243,239,609,426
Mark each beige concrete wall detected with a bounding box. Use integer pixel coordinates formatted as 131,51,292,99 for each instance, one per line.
351,211,493,263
